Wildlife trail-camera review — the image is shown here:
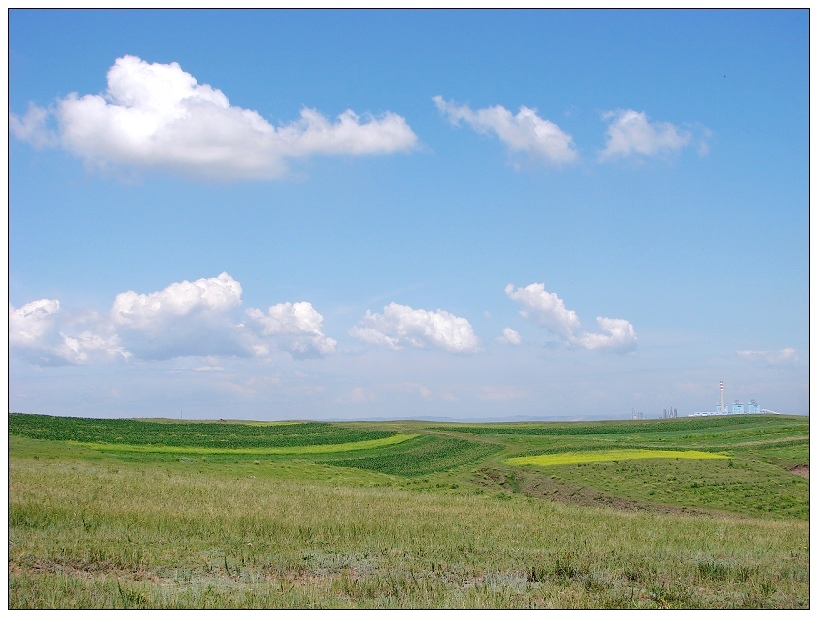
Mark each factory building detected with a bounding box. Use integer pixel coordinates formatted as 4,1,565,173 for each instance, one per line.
688,382,775,417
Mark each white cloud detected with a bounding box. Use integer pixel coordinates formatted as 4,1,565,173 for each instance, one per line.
111,272,242,330
10,55,418,180
433,95,578,165
112,273,336,360
245,301,337,359
9,298,61,348
736,348,798,366
505,283,637,353
8,103,58,148
576,317,638,352
504,283,581,340
696,126,713,156
599,109,693,161
59,331,130,365
496,327,522,345
110,272,253,360
11,273,340,365
9,299,129,366
350,302,480,354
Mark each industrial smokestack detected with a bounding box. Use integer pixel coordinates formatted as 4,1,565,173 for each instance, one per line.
720,381,726,414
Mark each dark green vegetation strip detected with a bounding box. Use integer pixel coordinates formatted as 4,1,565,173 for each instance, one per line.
434,414,801,437
8,413,395,449
329,435,505,477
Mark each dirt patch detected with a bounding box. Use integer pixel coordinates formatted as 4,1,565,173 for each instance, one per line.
789,464,809,478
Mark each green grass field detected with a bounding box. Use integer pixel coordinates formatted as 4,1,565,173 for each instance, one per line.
8,413,809,608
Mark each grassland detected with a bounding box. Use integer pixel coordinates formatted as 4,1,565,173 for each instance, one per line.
8,413,809,608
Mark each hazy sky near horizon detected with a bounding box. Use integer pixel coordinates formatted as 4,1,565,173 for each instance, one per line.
8,9,808,421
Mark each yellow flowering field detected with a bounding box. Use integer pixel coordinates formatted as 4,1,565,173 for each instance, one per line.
507,449,728,467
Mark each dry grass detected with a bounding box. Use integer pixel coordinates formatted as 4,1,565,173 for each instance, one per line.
9,448,809,608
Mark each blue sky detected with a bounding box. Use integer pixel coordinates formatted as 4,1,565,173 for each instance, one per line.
8,9,809,421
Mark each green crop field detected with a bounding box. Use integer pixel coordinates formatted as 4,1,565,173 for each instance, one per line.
8,412,809,609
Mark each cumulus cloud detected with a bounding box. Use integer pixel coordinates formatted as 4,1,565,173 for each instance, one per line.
496,327,522,345
9,299,129,366
109,272,254,360
599,109,694,161
245,301,337,359
503,283,581,340
350,302,480,354
111,272,242,330
10,55,418,180
433,95,578,165
505,283,636,353
113,274,337,360
575,317,638,352
11,273,338,365
60,331,130,365
9,298,61,348
8,103,58,148
736,348,798,366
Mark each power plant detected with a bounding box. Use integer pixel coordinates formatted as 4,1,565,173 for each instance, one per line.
629,381,778,420
688,381,778,417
